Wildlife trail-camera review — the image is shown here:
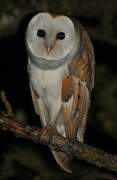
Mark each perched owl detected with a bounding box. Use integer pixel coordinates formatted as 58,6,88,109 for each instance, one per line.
25,12,95,173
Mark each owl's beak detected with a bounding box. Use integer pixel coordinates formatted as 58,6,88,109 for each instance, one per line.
45,37,55,54
47,46,53,54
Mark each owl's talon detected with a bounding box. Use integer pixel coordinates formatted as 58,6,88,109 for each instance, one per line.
42,126,53,137
43,126,59,137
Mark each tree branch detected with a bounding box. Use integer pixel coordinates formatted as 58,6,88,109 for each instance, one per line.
0,91,117,173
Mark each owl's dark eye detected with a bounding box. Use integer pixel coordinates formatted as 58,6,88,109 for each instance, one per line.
37,29,45,37
57,32,65,40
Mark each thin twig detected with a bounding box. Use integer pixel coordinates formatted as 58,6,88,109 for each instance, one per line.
0,90,13,116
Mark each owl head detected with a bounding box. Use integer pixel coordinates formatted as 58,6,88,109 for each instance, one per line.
26,12,80,61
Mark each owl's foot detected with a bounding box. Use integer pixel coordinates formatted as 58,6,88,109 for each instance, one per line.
43,125,60,137
41,126,54,140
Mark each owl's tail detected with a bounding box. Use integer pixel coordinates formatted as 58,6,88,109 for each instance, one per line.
51,150,72,173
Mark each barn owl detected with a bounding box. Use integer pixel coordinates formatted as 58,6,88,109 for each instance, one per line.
25,12,95,173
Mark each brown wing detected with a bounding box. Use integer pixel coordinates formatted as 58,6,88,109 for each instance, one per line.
68,26,95,92
62,26,95,142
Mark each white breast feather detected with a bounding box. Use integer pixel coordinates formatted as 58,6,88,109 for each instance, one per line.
28,58,68,132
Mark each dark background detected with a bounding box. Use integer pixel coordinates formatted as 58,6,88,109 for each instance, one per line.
0,0,117,179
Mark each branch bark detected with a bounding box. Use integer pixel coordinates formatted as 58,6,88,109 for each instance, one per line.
0,91,117,173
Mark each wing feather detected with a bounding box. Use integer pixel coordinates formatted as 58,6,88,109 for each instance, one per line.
62,26,95,141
